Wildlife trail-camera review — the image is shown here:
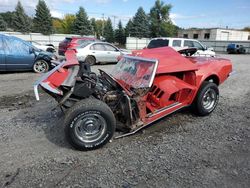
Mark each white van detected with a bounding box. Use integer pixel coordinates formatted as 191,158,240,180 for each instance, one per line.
147,37,215,57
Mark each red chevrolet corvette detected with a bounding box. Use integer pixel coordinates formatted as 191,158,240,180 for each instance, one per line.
34,47,233,150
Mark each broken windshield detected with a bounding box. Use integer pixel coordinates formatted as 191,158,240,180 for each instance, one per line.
110,56,158,90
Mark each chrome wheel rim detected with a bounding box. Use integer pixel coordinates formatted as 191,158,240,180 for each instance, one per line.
74,113,107,143
202,88,217,111
34,60,48,73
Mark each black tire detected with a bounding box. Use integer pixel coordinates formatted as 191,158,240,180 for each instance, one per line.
85,56,96,65
192,81,219,116
64,98,116,151
33,60,49,73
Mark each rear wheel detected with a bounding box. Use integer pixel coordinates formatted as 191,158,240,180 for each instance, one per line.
85,56,96,65
64,98,116,150
192,81,219,116
33,60,49,73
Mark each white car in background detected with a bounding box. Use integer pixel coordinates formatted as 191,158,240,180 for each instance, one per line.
73,41,130,65
147,37,215,57
29,41,56,53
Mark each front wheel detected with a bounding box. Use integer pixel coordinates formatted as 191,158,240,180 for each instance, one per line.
33,60,49,73
192,81,219,116
64,99,116,151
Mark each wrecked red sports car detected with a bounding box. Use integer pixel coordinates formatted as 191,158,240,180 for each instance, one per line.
34,47,233,150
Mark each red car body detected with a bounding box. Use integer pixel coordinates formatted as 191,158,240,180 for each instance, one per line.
58,37,97,56
34,47,232,150
130,47,232,125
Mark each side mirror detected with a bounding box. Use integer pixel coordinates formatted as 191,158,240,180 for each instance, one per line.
29,47,34,54
203,45,207,51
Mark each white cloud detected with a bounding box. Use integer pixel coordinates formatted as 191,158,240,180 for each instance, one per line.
170,13,206,20
51,10,64,18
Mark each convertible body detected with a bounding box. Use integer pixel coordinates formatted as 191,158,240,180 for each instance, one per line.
34,47,232,150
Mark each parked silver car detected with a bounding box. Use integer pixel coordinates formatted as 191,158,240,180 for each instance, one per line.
73,41,130,65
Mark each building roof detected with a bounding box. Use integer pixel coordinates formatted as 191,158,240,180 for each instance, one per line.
179,28,249,32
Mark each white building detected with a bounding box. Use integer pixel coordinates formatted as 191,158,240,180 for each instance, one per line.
178,28,250,41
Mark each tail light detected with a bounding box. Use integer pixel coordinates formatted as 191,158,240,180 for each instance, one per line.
67,48,78,53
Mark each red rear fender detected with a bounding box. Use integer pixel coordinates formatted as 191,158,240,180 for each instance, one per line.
34,50,80,100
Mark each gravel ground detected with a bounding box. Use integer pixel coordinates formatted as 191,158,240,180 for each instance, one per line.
0,54,249,188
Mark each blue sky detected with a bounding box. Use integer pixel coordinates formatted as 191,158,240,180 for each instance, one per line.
0,0,250,29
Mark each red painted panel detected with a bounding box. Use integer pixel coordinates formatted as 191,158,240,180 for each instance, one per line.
132,47,198,74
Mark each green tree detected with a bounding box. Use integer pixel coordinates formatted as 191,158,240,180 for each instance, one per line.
162,22,179,37
73,7,92,35
52,18,63,33
149,0,172,37
103,18,114,42
33,0,53,35
243,27,250,32
115,20,126,45
131,7,150,38
12,1,31,33
0,11,15,30
0,15,7,31
61,14,75,34
95,19,107,39
125,19,134,37
90,18,97,36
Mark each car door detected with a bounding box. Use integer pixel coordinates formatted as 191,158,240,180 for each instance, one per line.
103,44,121,62
0,35,6,71
192,41,206,56
183,40,195,49
171,39,182,51
4,36,35,71
184,40,206,56
89,43,107,62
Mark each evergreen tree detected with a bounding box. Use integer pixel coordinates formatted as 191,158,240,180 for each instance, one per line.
12,1,31,33
0,11,15,30
73,7,92,35
149,0,172,37
0,15,7,31
103,18,114,42
90,18,97,36
125,19,134,37
33,0,53,35
131,7,150,38
115,20,126,45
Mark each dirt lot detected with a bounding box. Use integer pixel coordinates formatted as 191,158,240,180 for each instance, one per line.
0,54,250,188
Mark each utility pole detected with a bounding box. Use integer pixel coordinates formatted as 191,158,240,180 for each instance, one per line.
102,13,105,39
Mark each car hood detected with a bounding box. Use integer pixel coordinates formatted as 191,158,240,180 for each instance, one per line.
132,47,198,74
